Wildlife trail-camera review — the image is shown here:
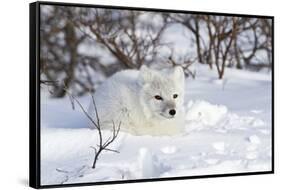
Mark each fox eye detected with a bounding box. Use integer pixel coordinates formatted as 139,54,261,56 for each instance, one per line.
154,95,163,100
173,94,178,99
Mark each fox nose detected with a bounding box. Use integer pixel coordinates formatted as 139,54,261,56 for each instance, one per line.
169,109,176,116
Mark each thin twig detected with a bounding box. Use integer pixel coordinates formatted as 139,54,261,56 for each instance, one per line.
63,86,99,129
62,85,121,169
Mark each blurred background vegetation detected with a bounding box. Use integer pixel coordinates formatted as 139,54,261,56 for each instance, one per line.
40,5,272,97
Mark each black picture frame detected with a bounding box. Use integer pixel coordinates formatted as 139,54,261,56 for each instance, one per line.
30,1,274,189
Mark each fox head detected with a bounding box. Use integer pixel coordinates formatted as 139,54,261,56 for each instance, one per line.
138,65,185,120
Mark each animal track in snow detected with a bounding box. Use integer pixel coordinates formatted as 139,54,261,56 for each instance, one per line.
205,159,219,165
246,152,258,160
247,135,261,144
212,142,225,151
161,146,177,154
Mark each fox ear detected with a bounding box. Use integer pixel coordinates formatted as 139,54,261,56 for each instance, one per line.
139,65,153,84
172,66,184,84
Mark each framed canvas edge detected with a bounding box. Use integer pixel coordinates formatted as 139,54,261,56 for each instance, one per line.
37,0,274,18
30,2,41,189
271,16,275,174
38,171,273,189
29,1,275,189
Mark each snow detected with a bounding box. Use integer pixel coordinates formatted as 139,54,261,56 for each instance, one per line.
212,142,226,151
137,148,163,178
248,135,261,144
185,100,228,126
40,64,272,185
161,146,177,154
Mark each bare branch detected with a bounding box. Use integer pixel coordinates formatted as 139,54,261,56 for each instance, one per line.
63,86,121,169
63,85,99,130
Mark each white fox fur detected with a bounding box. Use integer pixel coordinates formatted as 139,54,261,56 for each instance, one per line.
88,65,185,136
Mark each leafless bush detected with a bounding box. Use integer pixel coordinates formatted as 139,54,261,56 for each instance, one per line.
169,14,272,78
72,8,170,69
168,53,196,79
40,6,102,97
40,5,272,96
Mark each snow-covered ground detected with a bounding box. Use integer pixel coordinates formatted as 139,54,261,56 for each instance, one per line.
40,65,272,185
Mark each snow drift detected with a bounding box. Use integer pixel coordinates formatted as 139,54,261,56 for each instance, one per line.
40,65,272,185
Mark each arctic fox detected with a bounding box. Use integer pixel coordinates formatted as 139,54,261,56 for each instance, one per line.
88,65,185,136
